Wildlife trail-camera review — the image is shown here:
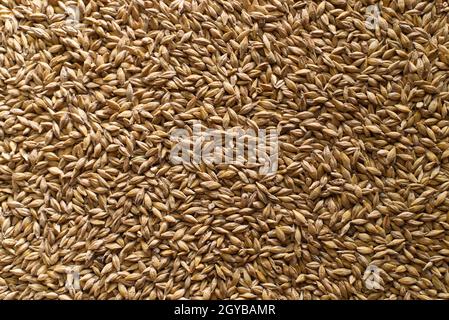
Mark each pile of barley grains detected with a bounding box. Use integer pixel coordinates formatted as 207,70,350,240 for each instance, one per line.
1,0,449,300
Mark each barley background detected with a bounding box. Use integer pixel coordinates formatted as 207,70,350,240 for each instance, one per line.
1,0,449,300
